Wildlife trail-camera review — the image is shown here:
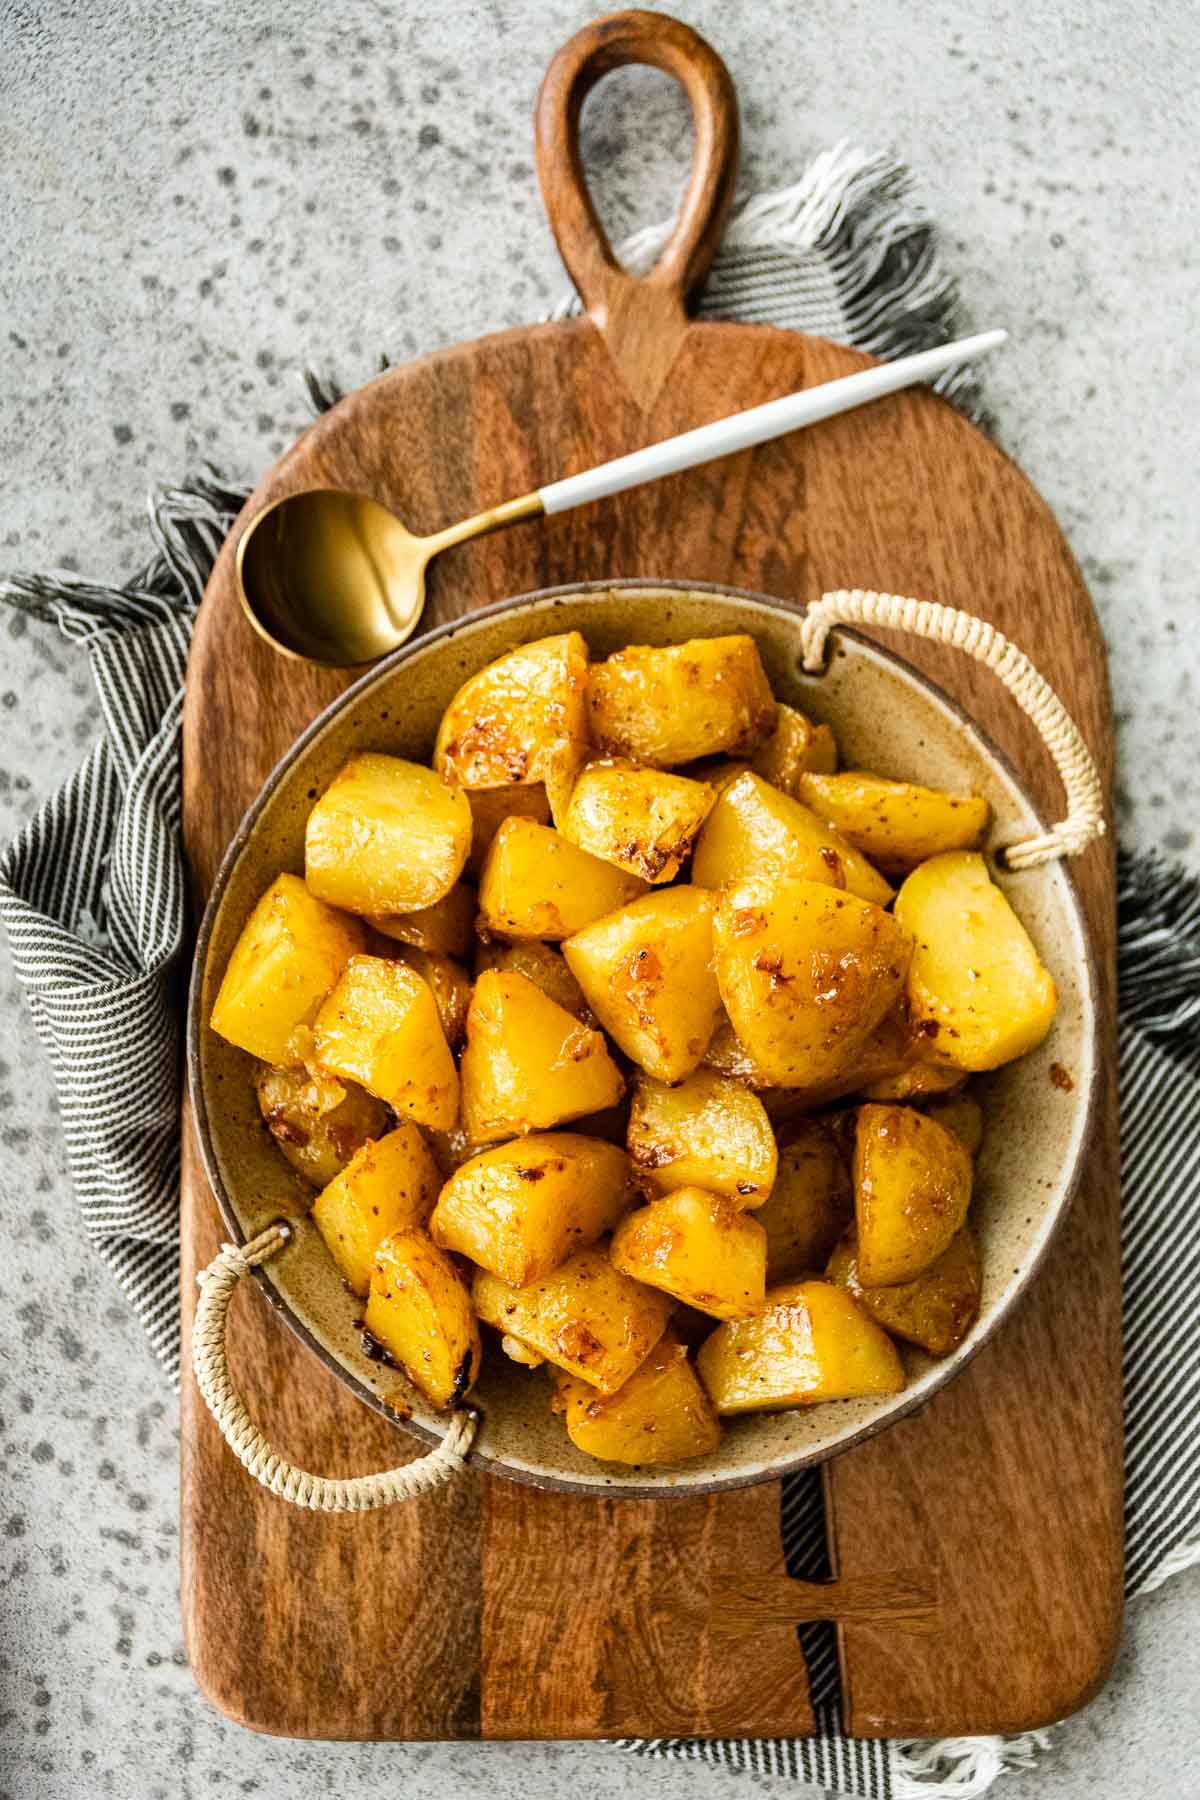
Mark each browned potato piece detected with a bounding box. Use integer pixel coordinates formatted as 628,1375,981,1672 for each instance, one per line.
474,939,588,1019
501,1334,545,1367
627,1068,777,1205
254,1063,389,1189
313,954,459,1130
387,947,471,1046
563,887,722,1083
712,879,912,1088
460,970,624,1142
587,635,776,767
797,773,989,874
894,852,1058,1070
211,874,366,1066
854,1103,972,1286
692,771,893,906
923,1091,985,1156
756,1119,853,1282
310,1124,441,1295
560,759,715,883
696,1279,904,1412
553,1329,722,1465
701,1016,773,1086
306,753,471,915
478,817,647,940
473,1246,672,1392
364,1229,481,1408
610,1188,767,1320
826,1226,982,1356
753,704,838,788
425,1120,489,1179
431,1133,634,1285
368,882,476,957
465,783,552,879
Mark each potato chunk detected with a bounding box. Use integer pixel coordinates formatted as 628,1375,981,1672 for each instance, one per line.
826,1226,981,1356
755,1119,853,1282
610,1188,767,1320
254,1063,388,1189
306,753,471,915
465,783,551,879
310,1124,442,1295
696,1279,905,1413
473,1246,672,1392
478,817,647,940
627,1068,777,1205
923,1091,985,1156
563,887,722,1083
431,1133,634,1285
693,771,893,905
854,1103,972,1286
553,1329,721,1465
313,955,459,1130
561,759,714,884
894,851,1058,1071
434,631,590,823
474,939,588,1018
387,948,471,1046
365,1229,481,1409
367,882,476,957
459,970,623,1142
753,704,838,789
210,874,366,1066
712,879,912,1088
797,773,989,874
587,635,776,767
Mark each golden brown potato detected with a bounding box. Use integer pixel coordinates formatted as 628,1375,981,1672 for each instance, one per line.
310,1124,442,1295
474,938,588,1019
562,886,722,1083
465,783,552,880
696,1279,905,1412
477,817,647,940
431,1132,634,1286
627,1068,777,1205
587,635,776,768
692,771,893,906
752,704,838,789
923,1091,985,1156
501,1334,545,1367
553,1328,721,1465
210,874,367,1066
254,1063,389,1189
313,954,459,1130
610,1188,767,1320
459,970,623,1142
700,1016,773,1087
364,1229,481,1409
560,759,715,883
473,1246,673,1392
854,1103,972,1286
712,879,913,1088
827,1225,981,1355
367,882,476,957
796,772,989,873
306,753,471,915
425,1119,489,1179
434,631,590,824
894,852,1058,1070
857,1059,966,1102
755,1119,853,1282
387,947,472,1046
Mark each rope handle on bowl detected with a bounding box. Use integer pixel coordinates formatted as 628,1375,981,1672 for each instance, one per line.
192,1221,478,1511
799,590,1106,869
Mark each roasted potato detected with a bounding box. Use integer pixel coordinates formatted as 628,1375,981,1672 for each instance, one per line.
796,772,989,873
386,947,472,1046
552,1328,721,1465
826,1225,982,1356
562,886,722,1083
753,704,838,788
712,879,913,1088
368,881,476,957
696,1279,905,1412
431,1132,634,1286
477,817,647,940
894,852,1058,1070
627,1068,777,1205
365,1229,481,1409
923,1091,985,1156
610,1188,768,1320
465,783,552,879
306,753,471,915
587,635,776,767
313,954,459,1130
755,1119,853,1282
210,874,366,1066
560,759,714,883
310,1124,442,1295
459,969,623,1142
692,771,893,906
474,938,588,1019
254,1063,388,1189
854,1103,972,1286
473,1246,673,1392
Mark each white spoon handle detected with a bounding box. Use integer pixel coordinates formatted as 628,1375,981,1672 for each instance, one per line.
536,329,1006,517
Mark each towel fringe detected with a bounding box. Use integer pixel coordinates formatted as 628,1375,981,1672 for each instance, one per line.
891,1732,1053,1797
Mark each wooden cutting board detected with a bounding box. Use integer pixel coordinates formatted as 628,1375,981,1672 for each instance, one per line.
179,10,1122,1742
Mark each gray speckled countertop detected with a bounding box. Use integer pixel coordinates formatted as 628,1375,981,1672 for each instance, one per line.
1,3,1197,1796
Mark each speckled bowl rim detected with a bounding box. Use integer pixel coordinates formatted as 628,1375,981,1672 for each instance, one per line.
187,578,1101,1497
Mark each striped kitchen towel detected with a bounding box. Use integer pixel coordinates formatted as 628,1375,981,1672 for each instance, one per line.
1,143,1196,1797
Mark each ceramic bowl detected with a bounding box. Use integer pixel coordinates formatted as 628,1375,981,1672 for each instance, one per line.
187,580,1098,1496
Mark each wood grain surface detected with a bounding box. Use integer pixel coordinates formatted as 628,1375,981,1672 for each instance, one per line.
179,11,1122,1743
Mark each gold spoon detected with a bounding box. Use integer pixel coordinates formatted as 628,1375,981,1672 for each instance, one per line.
236,330,1005,667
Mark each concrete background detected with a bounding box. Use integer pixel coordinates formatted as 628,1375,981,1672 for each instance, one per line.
1,1,1197,1795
